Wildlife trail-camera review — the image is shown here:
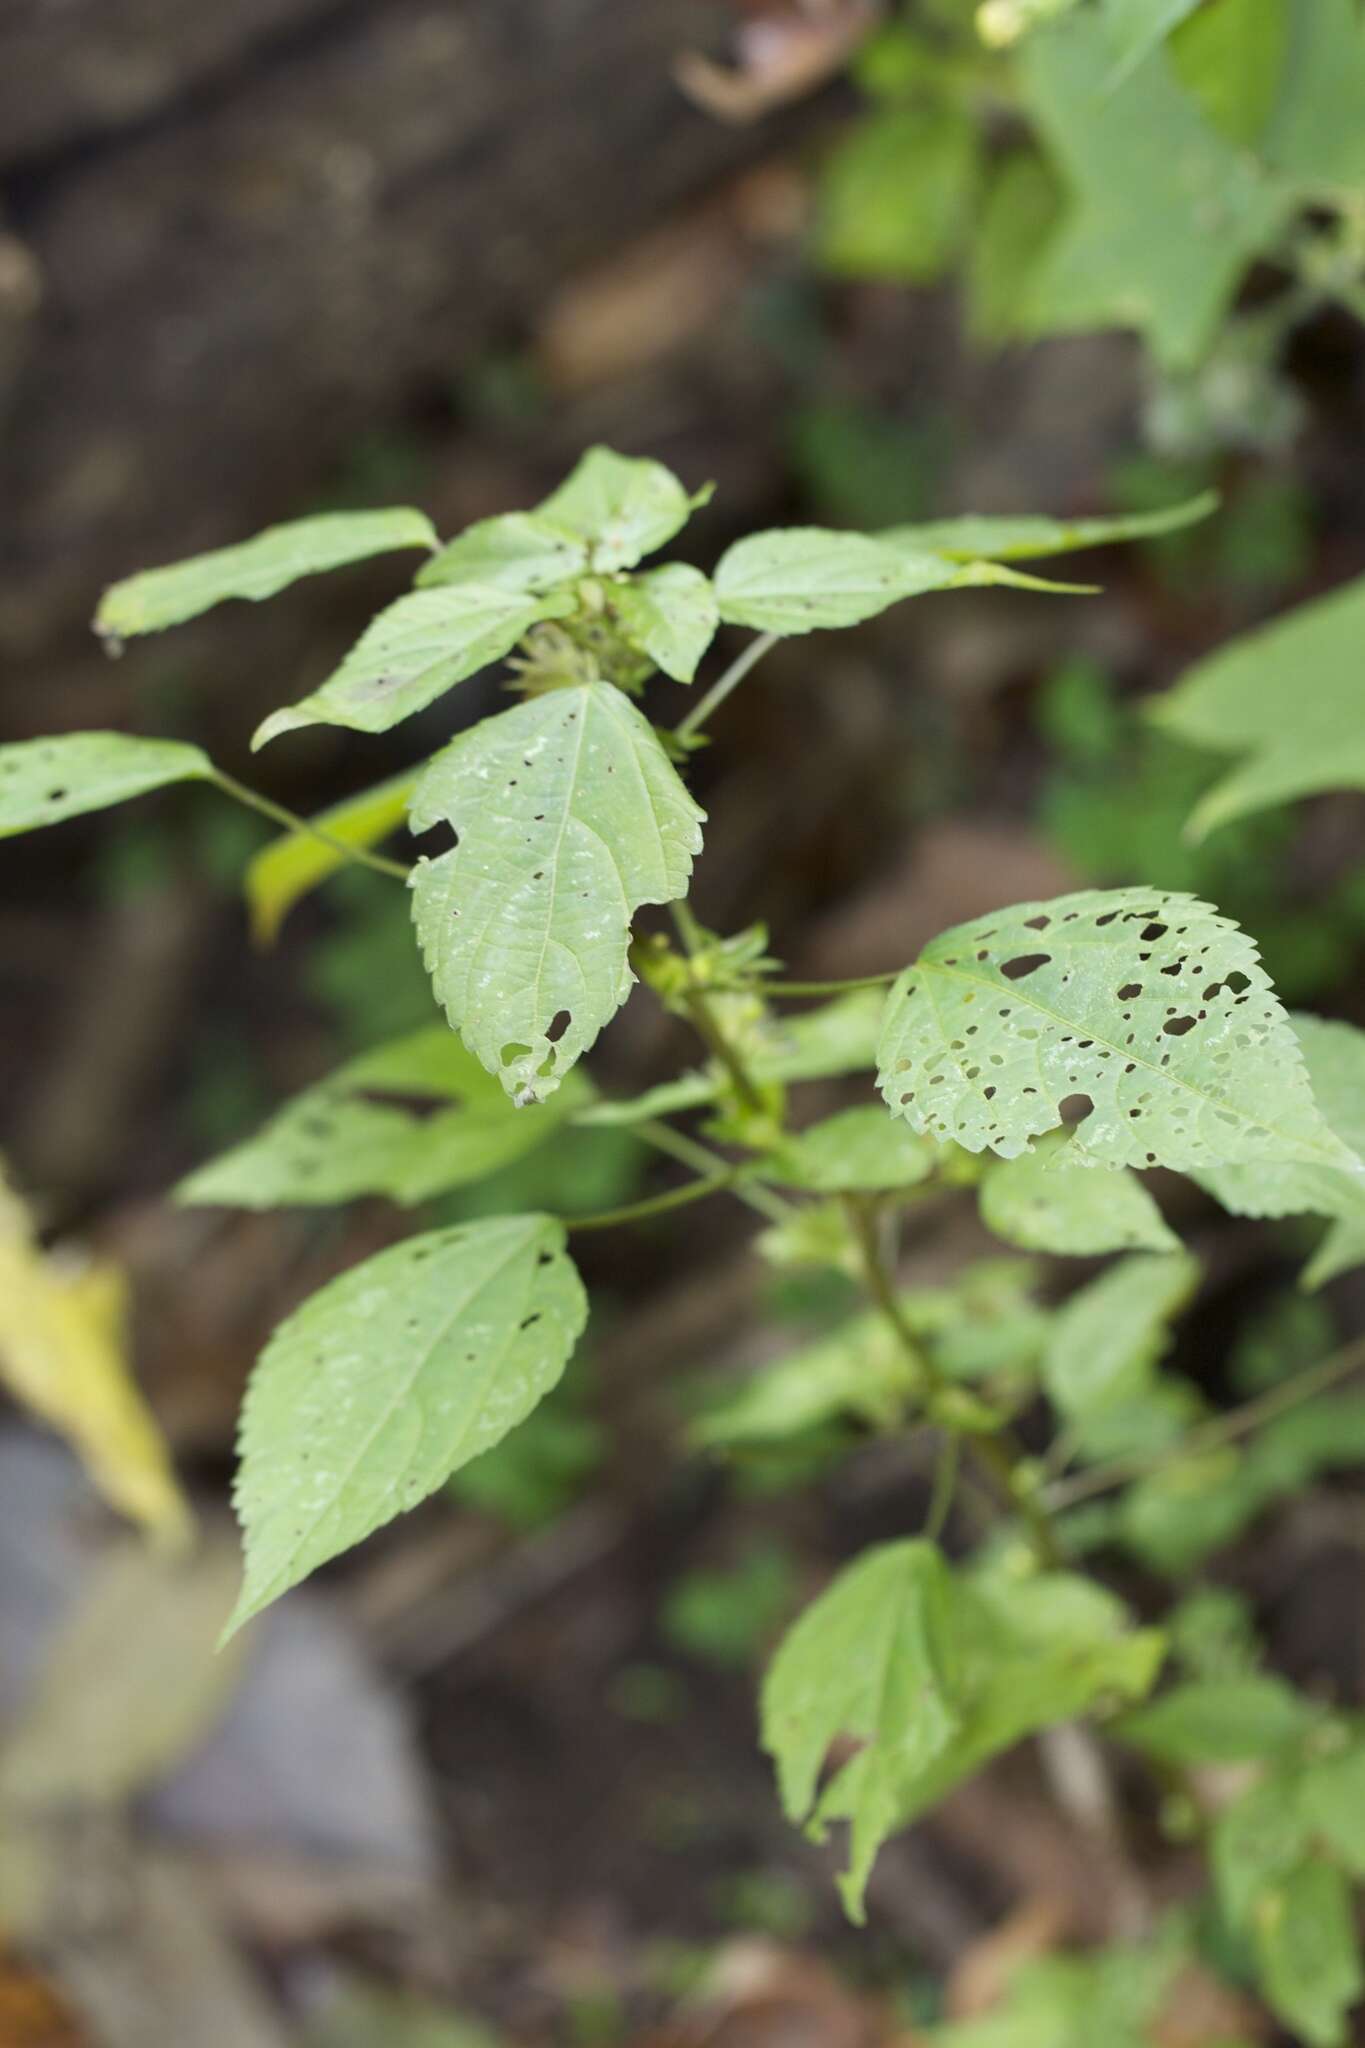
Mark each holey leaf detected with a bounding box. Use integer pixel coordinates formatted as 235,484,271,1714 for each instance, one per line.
0,732,212,838
877,888,1357,1175
227,1214,587,1634
409,681,704,1104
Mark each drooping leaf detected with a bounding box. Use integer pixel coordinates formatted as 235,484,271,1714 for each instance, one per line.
1261,0,1365,198
768,1106,940,1194
227,1214,587,1634
94,508,437,639
761,1541,963,1920
1252,1858,1363,2048
253,585,575,746
1149,572,1365,839
693,1308,921,1451
1211,1769,1311,1931
409,682,704,1103
612,564,718,682
1041,1251,1199,1419
1020,9,1291,368
0,732,212,838
0,1170,192,1548
980,1130,1179,1255
416,511,588,595
885,491,1217,563
877,887,1356,1174
178,1027,589,1209
245,769,417,944
714,528,964,634
535,446,700,574
818,105,979,283
1115,1674,1321,1765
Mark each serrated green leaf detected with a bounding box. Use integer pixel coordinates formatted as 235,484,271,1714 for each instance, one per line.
1020,10,1291,368
1299,1735,1365,1878
818,104,979,283
714,528,964,634
1042,1251,1198,1419
611,564,718,682
1262,0,1365,198
885,491,1217,563
1212,1769,1312,1931
1150,573,1365,838
253,585,575,746
95,508,437,639
761,1540,963,1920
693,1307,920,1451
415,511,588,595
1116,1675,1320,1765
1168,0,1288,145
226,1214,587,1633
877,887,1356,1174
409,681,704,1103
535,446,698,574
245,769,417,944
0,732,212,837
178,1026,588,1209
768,1106,940,1194
981,1130,1178,1255
1252,1857,1362,2048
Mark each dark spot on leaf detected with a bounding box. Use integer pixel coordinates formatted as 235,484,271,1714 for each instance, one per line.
1164,1015,1196,1037
1001,953,1050,980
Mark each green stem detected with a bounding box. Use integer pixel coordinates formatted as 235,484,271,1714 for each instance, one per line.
1043,1334,1365,1513
765,972,899,998
680,986,768,1118
674,632,779,744
567,1171,738,1235
210,769,411,882
637,1119,793,1224
924,1432,961,1544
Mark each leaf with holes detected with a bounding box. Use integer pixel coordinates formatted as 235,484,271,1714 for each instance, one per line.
1041,1251,1199,1421
981,1130,1179,1255
761,1540,963,1921
177,1026,590,1209
877,888,1357,1175
95,508,437,639
253,585,576,746
612,564,718,682
767,1106,940,1194
535,446,703,574
245,768,418,944
409,681,704,1103
415,511,589,595
883,491,1217,564
0,733,212,838
226,1214,587,1634
1150,572,1365,839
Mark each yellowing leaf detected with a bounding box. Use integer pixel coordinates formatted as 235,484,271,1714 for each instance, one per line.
0,1173,192,1549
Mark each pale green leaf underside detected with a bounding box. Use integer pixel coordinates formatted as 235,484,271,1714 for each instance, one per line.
693,1307,920,1451
877,887,1356,1174
1041,1250,1199,1420
178,1026,588,1210
227,1213,587,1634
410,681,704,1103
612,564,718,682
244,768,418,944
535,446,698,574
714,528,964,633
769,1105,939,1194
1150,571,1365,838
885,490,1216,563
0,732,212,837
95,508,437,639
980,1129,1178,1255
416,511,589,595
254,585,574,746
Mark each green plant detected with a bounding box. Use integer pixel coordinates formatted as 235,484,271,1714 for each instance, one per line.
6,449,1365,2040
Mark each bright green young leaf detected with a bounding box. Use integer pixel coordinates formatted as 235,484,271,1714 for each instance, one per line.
226,1214,587,1634
1299,1734,1365,1879
761,1540,963,1920
877,887,1357,1174
177,1026,588,1209
535,446,700,574
1252,1857,1363,2048
1212,1769,1311,1930
693,1307,921,1452
611,564,718,683
966,149,1065,346
819,105,979,283
1041,1251,1198,1419
1020,9,1292,368
245,769,417,944
1168,0,1288,145
1150,572,1365,839
768,1106,940,1194
1115,1674,1321,1765
980,1131,1179,1255
416,511,588,595
885,491,1217,563
0,732,212,837
1262,0,1365,198
409,681,704,1104
1098,0,1201,85
714,528,964,634
253,585,575,747
94,508,437,639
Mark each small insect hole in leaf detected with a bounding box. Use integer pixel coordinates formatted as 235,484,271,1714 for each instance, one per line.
1001,954,1051,980
1163,1015,1197,1037
500,1041,534,1066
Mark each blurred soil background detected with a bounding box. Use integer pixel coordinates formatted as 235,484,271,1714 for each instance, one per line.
1,3,1364,2044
